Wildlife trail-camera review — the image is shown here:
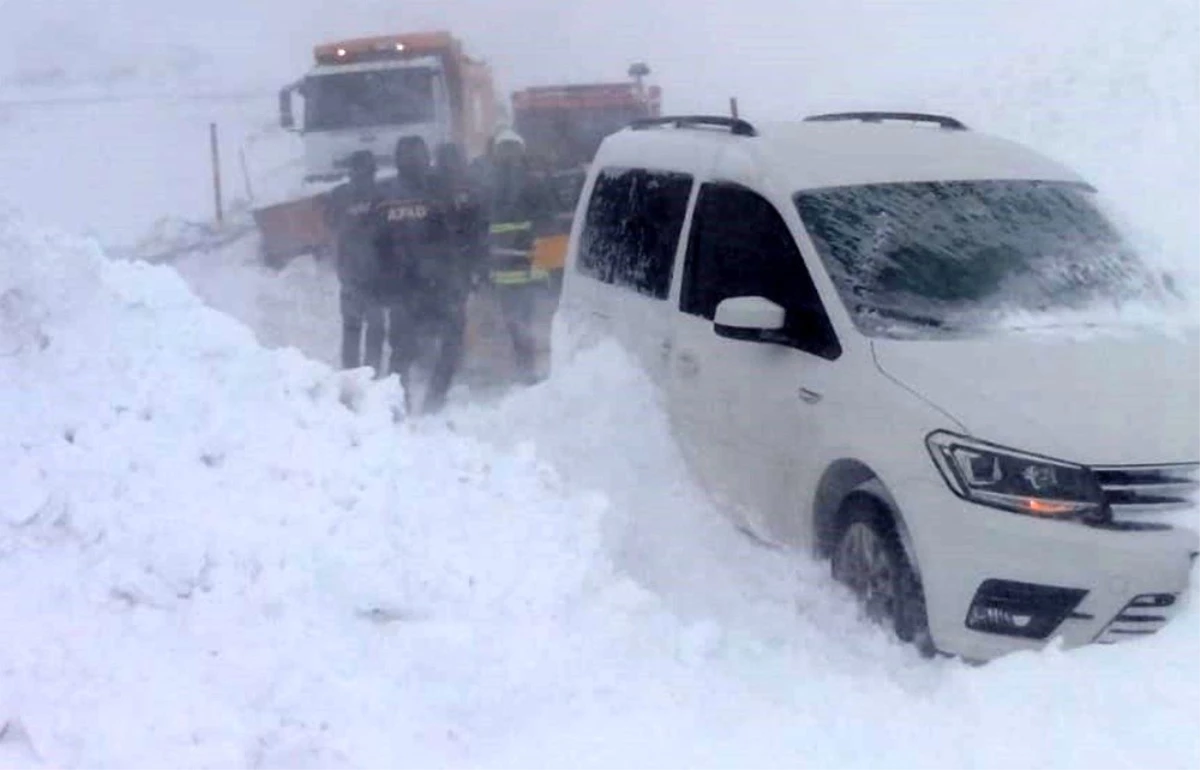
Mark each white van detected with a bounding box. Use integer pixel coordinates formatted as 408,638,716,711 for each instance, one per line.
553,112,1199,662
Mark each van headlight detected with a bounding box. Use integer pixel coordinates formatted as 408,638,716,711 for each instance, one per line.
926,431,1104,519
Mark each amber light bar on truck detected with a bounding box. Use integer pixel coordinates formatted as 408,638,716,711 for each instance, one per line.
314,31,459,66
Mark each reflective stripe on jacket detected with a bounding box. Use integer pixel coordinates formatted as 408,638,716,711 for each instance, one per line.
490,221,533,236
488,220,546,285
491,266,550,285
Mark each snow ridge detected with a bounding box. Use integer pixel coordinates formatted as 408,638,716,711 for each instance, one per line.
0,212,613,767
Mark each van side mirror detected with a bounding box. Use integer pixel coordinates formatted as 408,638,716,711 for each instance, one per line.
714,296,786,342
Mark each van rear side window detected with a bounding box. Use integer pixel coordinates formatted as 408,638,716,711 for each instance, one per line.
577,167,693,300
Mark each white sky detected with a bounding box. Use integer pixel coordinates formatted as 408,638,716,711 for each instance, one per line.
3,0,1193,112
1,0,1196,272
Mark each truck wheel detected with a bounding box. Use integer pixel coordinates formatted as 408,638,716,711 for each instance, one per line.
830,493,935,657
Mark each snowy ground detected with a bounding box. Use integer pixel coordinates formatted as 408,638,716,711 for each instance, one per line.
2,1,1199,767
2,214,1198,769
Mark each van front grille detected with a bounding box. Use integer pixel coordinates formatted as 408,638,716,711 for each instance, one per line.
1092,463,1198,522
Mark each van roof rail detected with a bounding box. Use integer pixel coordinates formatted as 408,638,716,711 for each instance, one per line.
803,111,968,131
628,115,758,137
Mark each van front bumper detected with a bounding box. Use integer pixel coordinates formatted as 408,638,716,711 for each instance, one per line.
897,479,1199,662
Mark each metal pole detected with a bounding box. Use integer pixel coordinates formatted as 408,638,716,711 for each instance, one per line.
239,146,254,203
730,97,740,119
210,122,224,225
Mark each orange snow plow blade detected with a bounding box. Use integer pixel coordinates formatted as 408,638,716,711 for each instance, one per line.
252,193,333,268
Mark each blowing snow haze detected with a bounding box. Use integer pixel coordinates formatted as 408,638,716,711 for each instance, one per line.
3,0,1194,102
4,0,1032,89
1,0,1199,767
2,0,1197,279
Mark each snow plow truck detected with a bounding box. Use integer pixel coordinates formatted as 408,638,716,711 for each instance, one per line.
250,37,661,383
252,31,497,266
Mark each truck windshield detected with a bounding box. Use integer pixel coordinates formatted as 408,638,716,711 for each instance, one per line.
794,179,1165,337
303,67,436,132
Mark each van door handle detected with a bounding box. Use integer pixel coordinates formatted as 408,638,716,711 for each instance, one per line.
798,387,823,405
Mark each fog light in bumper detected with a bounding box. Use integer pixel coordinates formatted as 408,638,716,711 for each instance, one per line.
965,579,1089,640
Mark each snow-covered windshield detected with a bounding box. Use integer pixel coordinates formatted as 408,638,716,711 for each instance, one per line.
794,180,1165,338
303,67,436,132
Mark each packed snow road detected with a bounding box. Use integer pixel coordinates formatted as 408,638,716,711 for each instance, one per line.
2,7,1199,765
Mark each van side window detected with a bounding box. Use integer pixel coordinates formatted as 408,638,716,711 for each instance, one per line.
681,182,842,360
578,167,693,300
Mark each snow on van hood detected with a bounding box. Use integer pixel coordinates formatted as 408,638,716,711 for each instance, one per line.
871,323,1200,467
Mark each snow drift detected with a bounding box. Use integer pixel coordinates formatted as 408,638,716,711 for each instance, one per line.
0,211,611,766
1,0,1197,765
1,210,1198,768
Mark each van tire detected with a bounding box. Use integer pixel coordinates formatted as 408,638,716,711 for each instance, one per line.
830,493,935,657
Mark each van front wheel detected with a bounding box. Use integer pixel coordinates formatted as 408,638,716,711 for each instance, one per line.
830,494,935,657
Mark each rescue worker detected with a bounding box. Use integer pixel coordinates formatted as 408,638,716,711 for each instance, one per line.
374,135,449,411
325,149,385,372
477,128,554,385
422,141,489,414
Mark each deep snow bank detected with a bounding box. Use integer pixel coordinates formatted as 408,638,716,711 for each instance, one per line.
0,212,612,767
1,212,1198,769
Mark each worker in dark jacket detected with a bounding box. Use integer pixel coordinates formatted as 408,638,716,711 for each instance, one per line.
422,142,489,413
375,135,451,410
325,150,385,372
477,128,554,384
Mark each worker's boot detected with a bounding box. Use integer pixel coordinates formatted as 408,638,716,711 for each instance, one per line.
341,319,363,370
423,388,448,416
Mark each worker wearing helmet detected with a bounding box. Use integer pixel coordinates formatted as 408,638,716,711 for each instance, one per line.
478,127,554,385
325,149,386,372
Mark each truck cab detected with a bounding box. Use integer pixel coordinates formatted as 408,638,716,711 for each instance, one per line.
280,31,496,182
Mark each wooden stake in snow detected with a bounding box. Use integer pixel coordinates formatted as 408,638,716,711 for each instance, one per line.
239,146,255,203
210,122,224,225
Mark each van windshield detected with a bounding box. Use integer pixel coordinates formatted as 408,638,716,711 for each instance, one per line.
794,180,1166,338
